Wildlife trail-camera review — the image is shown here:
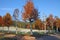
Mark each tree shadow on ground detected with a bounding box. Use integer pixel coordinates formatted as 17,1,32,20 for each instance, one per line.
0,37,17,40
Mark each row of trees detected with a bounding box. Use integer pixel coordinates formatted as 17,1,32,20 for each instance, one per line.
0,13,60,31
0,0,60,34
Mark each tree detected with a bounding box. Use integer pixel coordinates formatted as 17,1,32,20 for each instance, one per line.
0,16,4,26
3,13,12,33
55,16,60,32
46,14,54,30
46,17,51,29
13,9,19,34
22,0,39,34
35,19,43,30
0,16,4,32
26,23,30,29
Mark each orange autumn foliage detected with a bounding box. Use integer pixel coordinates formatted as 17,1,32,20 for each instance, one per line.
3,13,12,27
22,0,38,22
46,14,54,27
55,17,60,28
24,0,34,14
27,24,30,29
35,19,43,29
0,16,4,26
22,0,34,21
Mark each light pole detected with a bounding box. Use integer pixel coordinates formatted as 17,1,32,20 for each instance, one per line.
43,13,46,33
13,9,19,34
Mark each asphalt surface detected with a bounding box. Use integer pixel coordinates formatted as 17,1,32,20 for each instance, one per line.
36,34,60,40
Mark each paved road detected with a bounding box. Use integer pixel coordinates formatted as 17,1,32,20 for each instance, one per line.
36,34,60,40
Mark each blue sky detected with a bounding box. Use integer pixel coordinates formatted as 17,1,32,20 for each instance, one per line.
0,0,60,21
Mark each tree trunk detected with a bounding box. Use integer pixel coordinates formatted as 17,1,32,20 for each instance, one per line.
44,22,46,33
8,27,9,33
2,27,4,32
16,26,18,34
29,19,33,35
30,23,33,35
2,24,4,32
51,22,53,30
51,22,53,33
48,26,50,33
51,25,53,32
16,20,18,34
56,27,58,32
